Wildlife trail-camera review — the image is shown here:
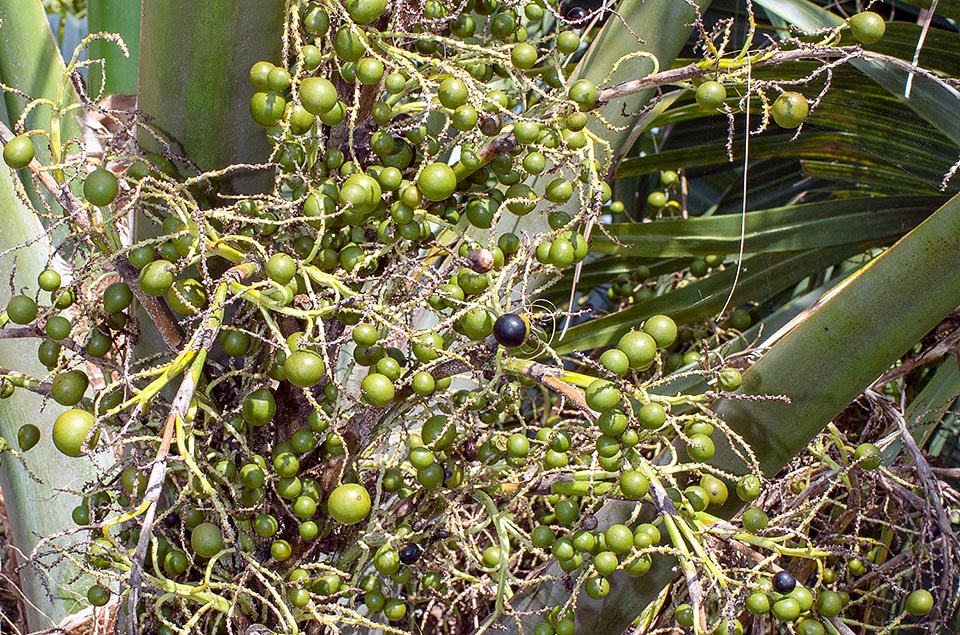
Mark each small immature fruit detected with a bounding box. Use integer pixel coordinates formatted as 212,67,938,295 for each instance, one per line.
747,591,771,614
167,278,208,315
511,42,538,69
361,373,395,406
6,295,38,324
266,252,297,285
482,545,501,567
103,282,133,314
493,313,529,348
696,81,727,109
585,576,610,599
742,507,769,532
221,330,252,357
619,470,649,499
340,173,382,215
599,348,630,376
647,191,667,208
718,368,742,391
87,584,110,607
675,604,695,627
556,30,580,54
439,77,468,108
737,474,762,501
45,315,72,341
904,588,933,616
771,92,809,129
568,79,598,109
83,168,119,206
139,260,175,296
594,551,618,576
585,379,621,412
52,409,98,457
249,60,274,89
17,424,40,451
328,483,371,524
346,0,387,24
849,11,885,45
638,402,667,430
37,269,61,291
300,77,339,115
250,91,287,126
617,330,657,368
418,162,457,201
815,590,844,618
51,370,89,406
191,522,224,558
242,388,276,427
772,597,801,622
854,442,882,469
285,350,326,388
797,619,825,635
700,474,728,506
792,586,814,612
4,134,34,169
686,433,715,461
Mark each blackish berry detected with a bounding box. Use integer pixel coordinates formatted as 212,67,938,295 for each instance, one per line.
773,570,797,594
493,313,529,348
399,543,421,565
581,514,599,531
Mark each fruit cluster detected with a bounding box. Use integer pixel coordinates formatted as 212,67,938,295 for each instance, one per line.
0,0,944,633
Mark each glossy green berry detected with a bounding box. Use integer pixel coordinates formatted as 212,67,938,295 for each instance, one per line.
52,409,98,457
854,442,882,469
619,470,649,499
84,168,119,206
742,507,769,532
617,330,657,368
585,379,621,412
696,81,726,109
103,282,133,314
4,134,34,169
191,522,223,558
361,373,395,406
718,368,742,391
285,350,326,388
772,597,801,622
815,590,844,618
771,92,809,129
686,433,715,461
418,162,457,201
87,584,111,607
328,483,371,524
37,269,61,291
6,295,38,324
568,79,598,109
797,619,825,635
747,591,771,614
904,589,933,616
849,11,885,44
17,423,40,451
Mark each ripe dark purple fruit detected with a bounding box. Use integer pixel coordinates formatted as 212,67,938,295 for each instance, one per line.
493,313,529,348
566,6,588,21
773,570,797,594
399,543,421,565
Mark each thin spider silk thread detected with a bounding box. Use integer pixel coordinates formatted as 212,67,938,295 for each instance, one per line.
717,58,750,321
